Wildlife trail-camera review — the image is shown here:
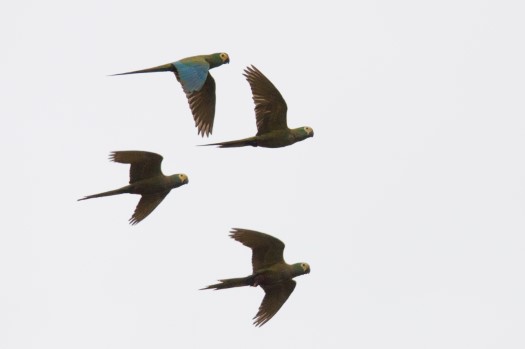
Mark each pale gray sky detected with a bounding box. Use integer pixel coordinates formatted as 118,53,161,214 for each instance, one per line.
2,1,525,348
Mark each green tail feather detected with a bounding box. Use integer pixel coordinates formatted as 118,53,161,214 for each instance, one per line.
200,137,258,148
77,187,129,201
111,63,174,76
201,276,253,290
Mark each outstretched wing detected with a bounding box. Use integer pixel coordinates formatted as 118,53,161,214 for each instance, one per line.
129,192,169,225
230,228,285,272
173,59,210,93
185,74,216,137
243,65,288,135
110,151,164,184
254,280,296,327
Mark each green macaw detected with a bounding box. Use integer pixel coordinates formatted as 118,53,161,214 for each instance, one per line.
78,151,188,225
202,228,311,327
112,53,230,137
202,65,314,148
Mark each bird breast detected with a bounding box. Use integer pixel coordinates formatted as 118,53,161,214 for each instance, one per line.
253,266,294,286
130,176,172,194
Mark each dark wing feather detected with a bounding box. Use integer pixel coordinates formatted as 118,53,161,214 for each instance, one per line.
254,280,296,327
110,151,164,183
243,65,288,135
230,228,285,271
129,192,169,225
175,71,216,137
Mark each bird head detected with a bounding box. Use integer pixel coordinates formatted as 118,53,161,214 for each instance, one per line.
292,262,311,277
303,127,314,138
208,53,230,68
219,52,230,64
169,173,189,188
301,262,311,273
178,173,189,184
292,126,314,142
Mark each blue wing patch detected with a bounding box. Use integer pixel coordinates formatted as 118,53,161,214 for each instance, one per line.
173,61,210,93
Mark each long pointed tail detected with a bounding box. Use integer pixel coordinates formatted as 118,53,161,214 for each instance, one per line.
78,187,129,201
199,137,258,148
200,276,253,290
111,63,174,76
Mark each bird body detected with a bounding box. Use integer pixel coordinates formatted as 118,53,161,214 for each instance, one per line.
202,228,310,326
204,127,313,148
78,151,188,225
206,262,307,289
113,53,230,137
202,65,314,148
79,174,186,199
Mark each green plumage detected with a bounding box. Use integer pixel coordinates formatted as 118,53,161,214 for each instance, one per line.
201,228,310,327
78,151,188,225
202,65,314,148
112,53,230,137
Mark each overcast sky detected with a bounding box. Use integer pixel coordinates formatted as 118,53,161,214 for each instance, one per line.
2,1,525,348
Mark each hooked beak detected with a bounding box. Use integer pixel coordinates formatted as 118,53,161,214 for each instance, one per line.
304,264,311,274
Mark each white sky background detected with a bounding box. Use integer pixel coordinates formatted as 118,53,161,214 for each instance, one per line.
2,0,525,348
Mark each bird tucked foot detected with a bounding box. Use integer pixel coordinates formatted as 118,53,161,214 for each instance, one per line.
251,275,265,287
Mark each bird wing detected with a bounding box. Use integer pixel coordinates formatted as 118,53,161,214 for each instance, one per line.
230,228,285,272
185,73,216,137
110,151,164,184
243,65,288,135
173,59,210,93
129,192,169,225
254,280,296,327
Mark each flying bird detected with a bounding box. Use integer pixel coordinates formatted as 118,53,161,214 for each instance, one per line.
78,151,188,225
112,52,230,137
201,228,310,327
201,65,314,148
